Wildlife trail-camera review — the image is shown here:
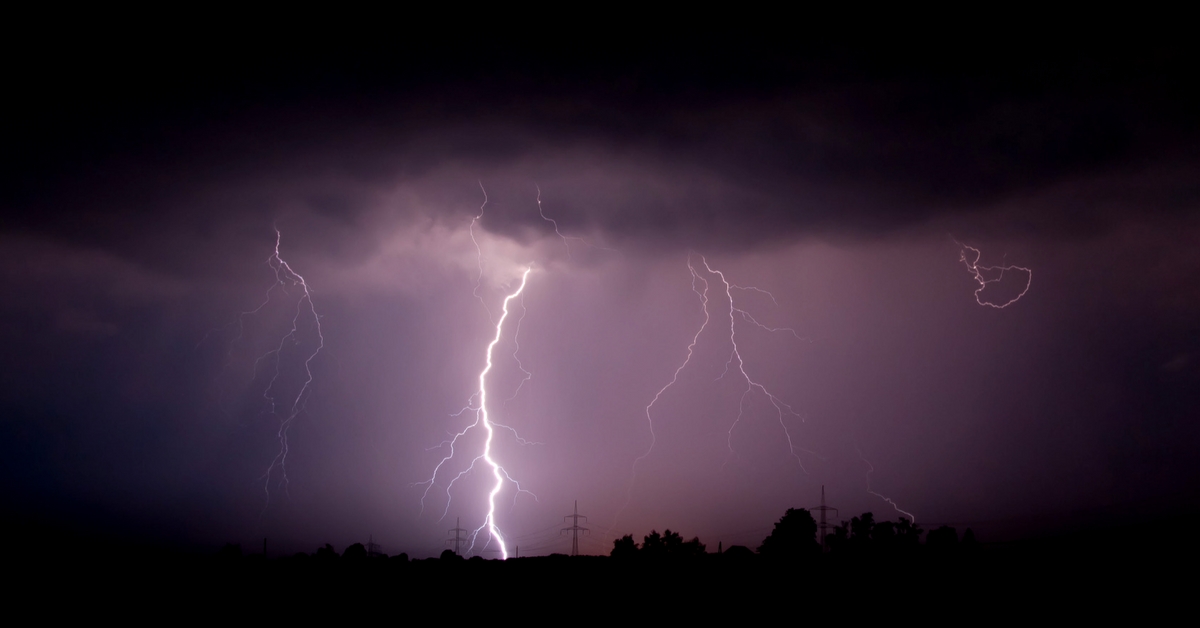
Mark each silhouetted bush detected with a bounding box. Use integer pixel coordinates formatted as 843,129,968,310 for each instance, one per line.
611,534,638,559
758,508,819,559
343,543,367,560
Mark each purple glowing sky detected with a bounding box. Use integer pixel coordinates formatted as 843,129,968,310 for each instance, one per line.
2,26,1197,556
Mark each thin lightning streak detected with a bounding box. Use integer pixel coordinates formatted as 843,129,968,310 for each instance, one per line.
536,184,615,258
504,292,532,404
492,420,543,446
632,253,711,475
702,257,809,471
733,308,806,341
730,284,779,306
471,181,492,322
610,256,711,533
954,239,1032,308
857,447,915,523
258,228,325,513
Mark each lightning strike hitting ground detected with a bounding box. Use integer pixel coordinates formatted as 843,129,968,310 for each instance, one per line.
955,240,1033,308
416,267,536,559
247,229,325,513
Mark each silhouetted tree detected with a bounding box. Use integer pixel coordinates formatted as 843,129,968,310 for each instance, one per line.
874,520,897,550
439,549,463,561
642,530,682,559
826,521,850,553
758,508,819,559
639,529,704,560
896,517,923,548
679,536,706,558
850,512,876,547
962,528,978,553
343,543,367,560
611,534,639,559
315,544,338,561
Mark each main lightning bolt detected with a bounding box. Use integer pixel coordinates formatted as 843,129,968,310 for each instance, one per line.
424,267,532,557
954,240,1032,308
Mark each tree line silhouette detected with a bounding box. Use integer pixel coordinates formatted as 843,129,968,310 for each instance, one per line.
607,508,975,561
212,507,975,564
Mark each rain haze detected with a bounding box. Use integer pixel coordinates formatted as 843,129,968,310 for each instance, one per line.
3,18,1198,558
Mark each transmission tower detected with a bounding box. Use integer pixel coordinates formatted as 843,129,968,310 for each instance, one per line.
812,486,838,551
447,517,467,555
561,501,589,556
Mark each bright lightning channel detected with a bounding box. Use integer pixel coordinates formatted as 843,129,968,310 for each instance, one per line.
955,240,1032,308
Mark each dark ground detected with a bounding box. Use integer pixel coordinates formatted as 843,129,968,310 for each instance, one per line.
6,515,1193,620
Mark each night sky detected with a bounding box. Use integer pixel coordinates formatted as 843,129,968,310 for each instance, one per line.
3,19,1198,557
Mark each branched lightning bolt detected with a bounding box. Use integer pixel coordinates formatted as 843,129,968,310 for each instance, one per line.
613,253,811,532
857,447,915,523
631,253,712,476
258,228,325,513
415,268,536,559
954,239,1032,309
730,283,780,305
702,257,811,470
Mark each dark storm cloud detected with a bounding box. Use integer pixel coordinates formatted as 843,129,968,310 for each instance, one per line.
5,25,1197,264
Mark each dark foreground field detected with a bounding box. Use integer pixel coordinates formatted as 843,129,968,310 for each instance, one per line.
7,520,1194,621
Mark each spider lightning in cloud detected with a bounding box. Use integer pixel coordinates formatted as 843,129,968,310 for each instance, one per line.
955,240,1032,309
